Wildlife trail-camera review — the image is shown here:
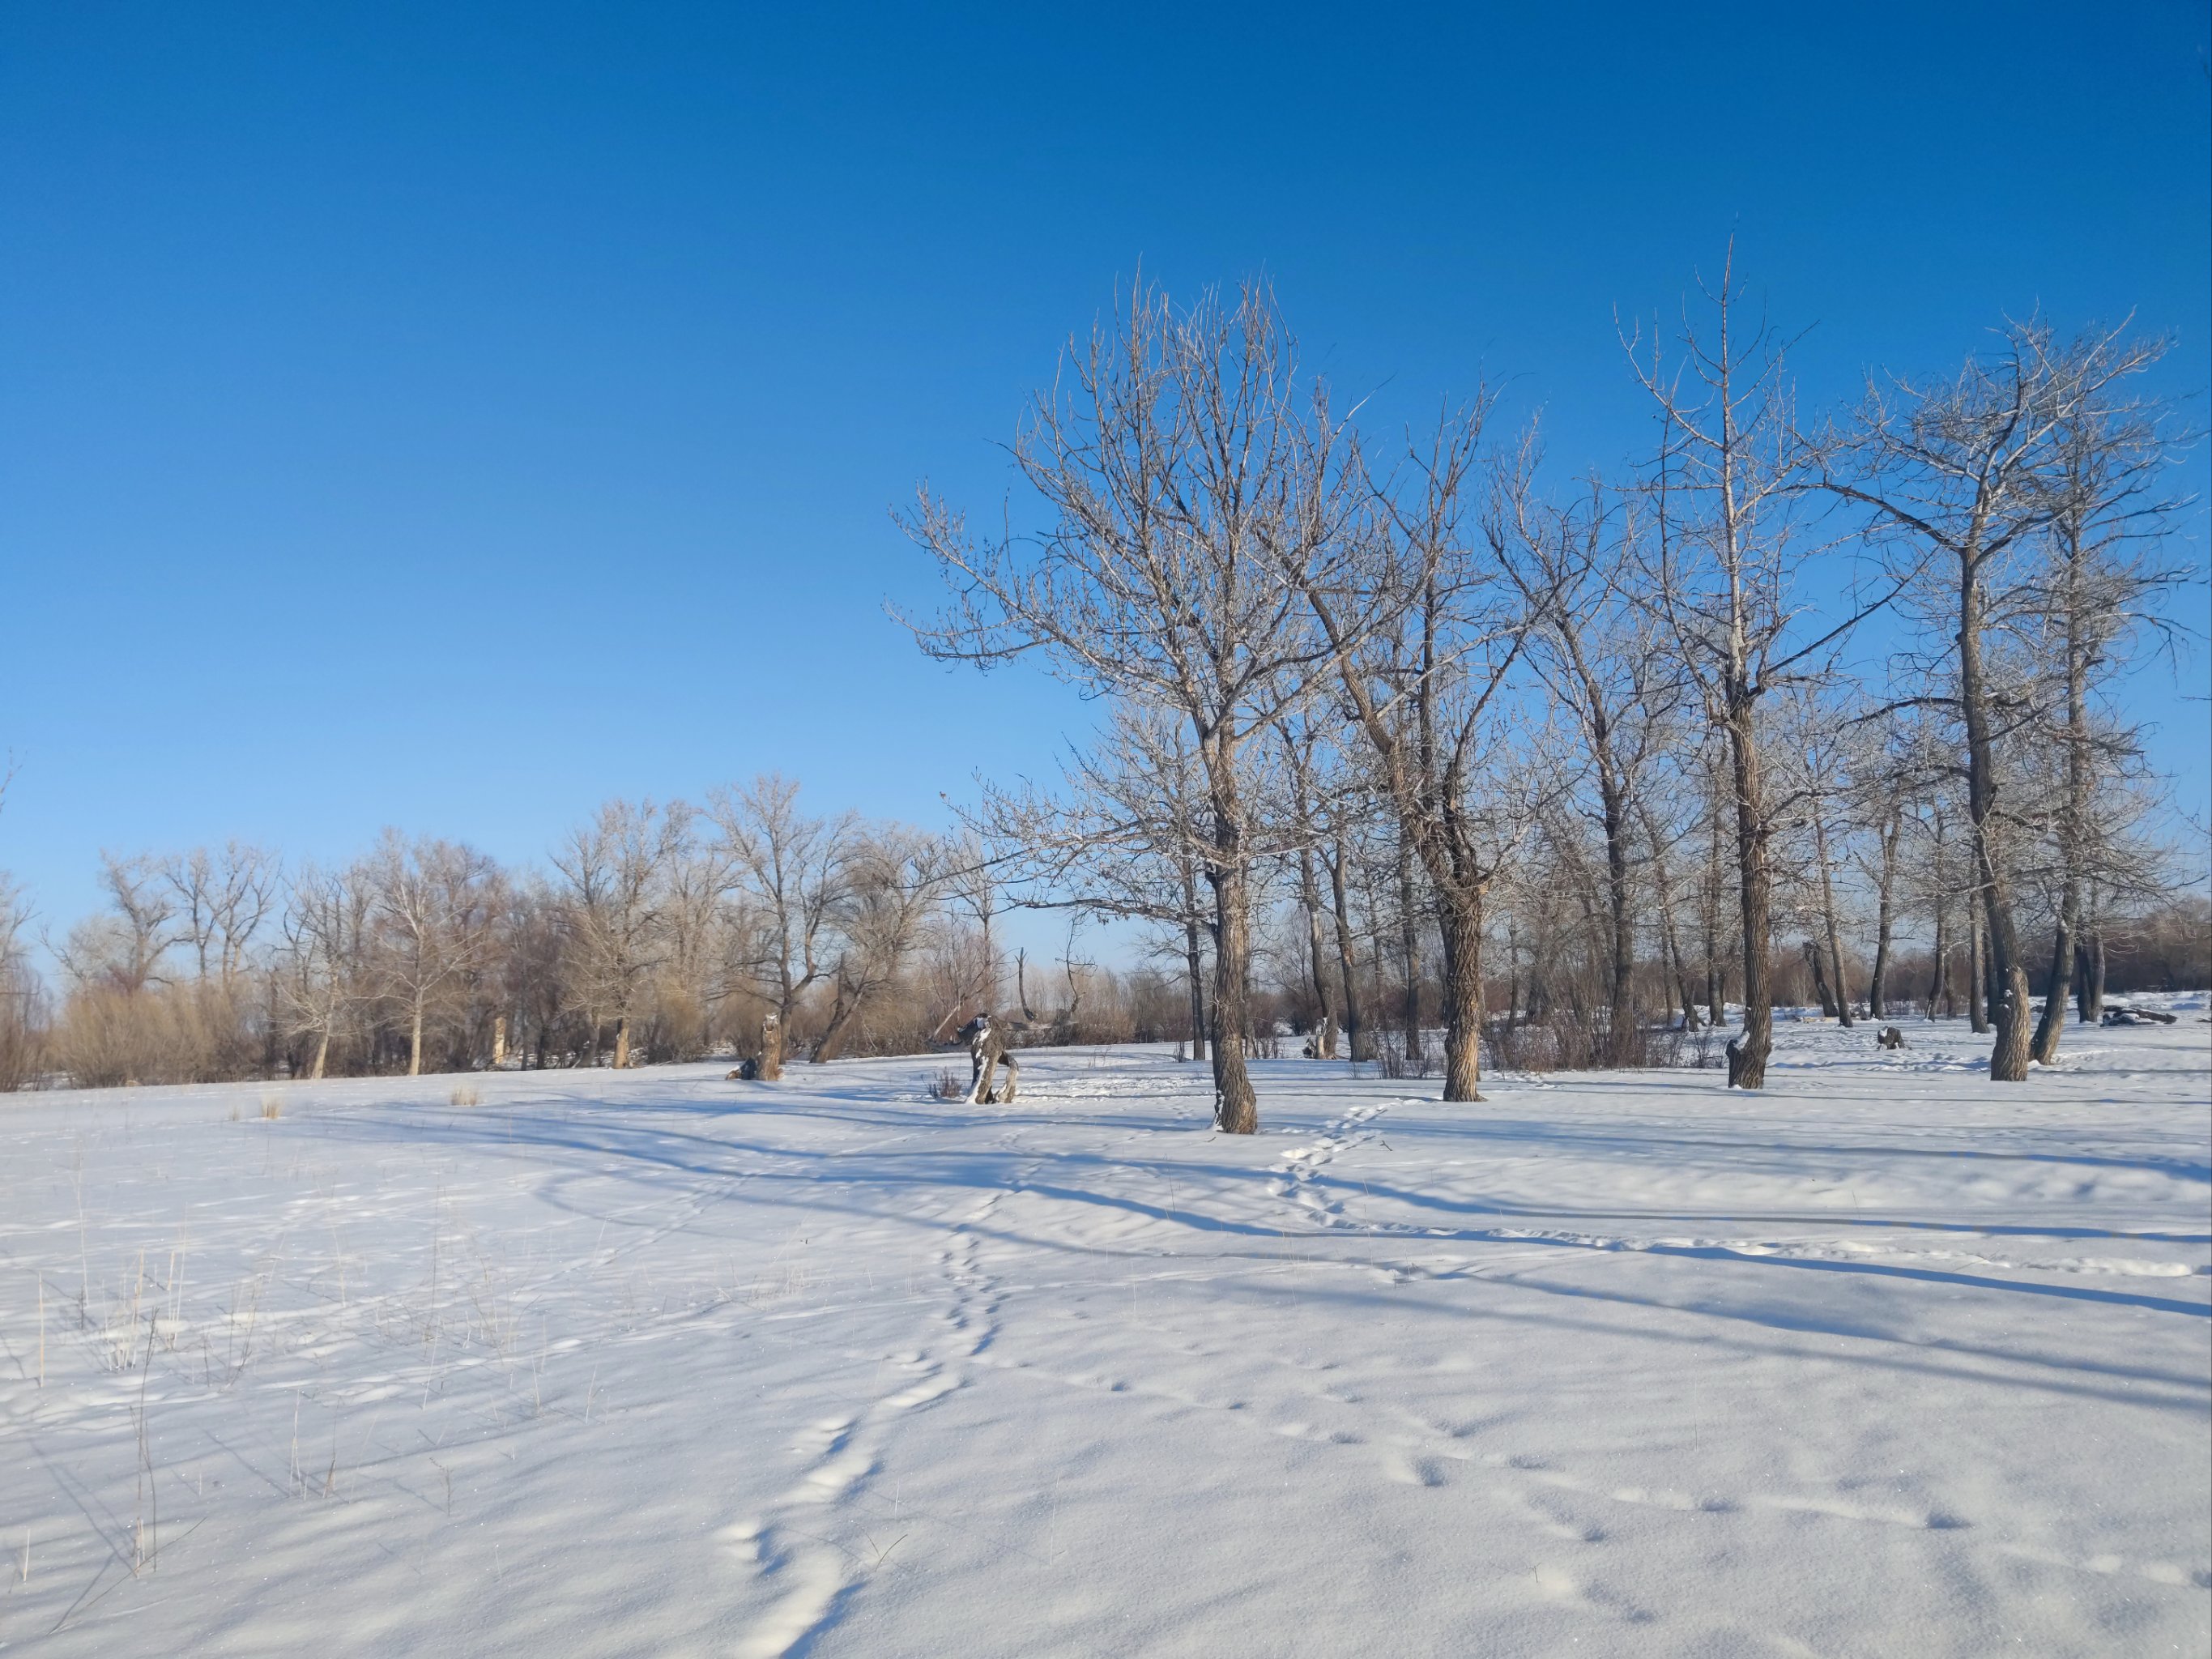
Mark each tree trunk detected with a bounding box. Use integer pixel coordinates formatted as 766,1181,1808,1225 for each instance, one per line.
408,999,425,1077
1396,834,1422,1066
757,1012,784,1081
2077,932,2105,1024
1600,774,1634,1044
2031,903,2075,1064
1437,889,1486,1101
1724,702,1774,1089
1812,801,1852,1026
1926,893,1948,1021
612,1013,631,1070
1298,847,1337,1058
1183,923,1207,1062
492,1014,508,1068
1868,810,1899,1019
1206,735,1258,1132
1803,940,1839,1019
310,1026,330,1082
1329,837,1363,1063
1703,796,1725,1026
1958,558,2033,1081
1208,860,1258,1132
1641,810,1698,1030
1967,913,1990,1034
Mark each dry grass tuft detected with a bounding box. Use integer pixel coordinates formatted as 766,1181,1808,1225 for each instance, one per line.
449,1085,482,1107
259,1092,284,1120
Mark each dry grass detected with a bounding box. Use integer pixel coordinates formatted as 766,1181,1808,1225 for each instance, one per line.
259,1093,283,1121
449,1085,482,1107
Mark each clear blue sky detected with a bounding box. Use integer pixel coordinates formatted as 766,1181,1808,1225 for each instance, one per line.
4,1,2207,949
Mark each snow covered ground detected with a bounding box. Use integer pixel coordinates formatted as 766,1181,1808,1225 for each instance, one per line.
1,1006,2206,1657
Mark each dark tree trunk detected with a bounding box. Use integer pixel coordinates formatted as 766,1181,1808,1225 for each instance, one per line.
1867,809,1900,1019
1811,800,1852,1027
1205,740,1258,1133
1396,834,1422,1066
1298,847,1337,1058
1208,859,1257,1132
1926,893,1948,1022
1183,919,1207,1063
1438,892,1486,1101
1703,795,1725,1027
2077,930,2106,1024
1328,837,1363,1063
1958,560,2033,1080
1967,913,1990,1034
1724,701,1775,1088
1803,940,1839,1019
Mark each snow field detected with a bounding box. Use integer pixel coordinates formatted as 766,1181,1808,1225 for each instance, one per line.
0,1009,2206,1657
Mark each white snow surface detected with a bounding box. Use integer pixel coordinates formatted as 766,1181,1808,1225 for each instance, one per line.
2,1009,2207,1657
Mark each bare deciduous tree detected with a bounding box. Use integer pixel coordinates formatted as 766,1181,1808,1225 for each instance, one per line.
904,280,1363,1132
1829,318,2167,1080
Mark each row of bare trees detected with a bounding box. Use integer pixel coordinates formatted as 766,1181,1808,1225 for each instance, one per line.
8,779,1197,1090
904,262,2196,1129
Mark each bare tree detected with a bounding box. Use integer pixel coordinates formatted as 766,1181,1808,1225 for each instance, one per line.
1286,402,1553,1101
1624,254,1867,1088
1507,466,1679,1045
366,830,501,1076
553,800,686,1069
164,842,278,985
904,280,1363,1132
1829,318,2168,1079
2021,356,2191,1060
279,861,370,1080
813,829,948,1061
713,774,851,1077
55,854,178,995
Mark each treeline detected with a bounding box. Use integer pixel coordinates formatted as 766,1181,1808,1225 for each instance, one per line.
902,265,2199,1128
2,264,2199,1107
0,783,1216,1092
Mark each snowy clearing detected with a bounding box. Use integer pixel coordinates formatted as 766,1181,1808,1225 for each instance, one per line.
2,1009,2207,1657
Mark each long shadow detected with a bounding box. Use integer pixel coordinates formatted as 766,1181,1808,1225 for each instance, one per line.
1290,1169,2212,1246
1159,1271,2210,1413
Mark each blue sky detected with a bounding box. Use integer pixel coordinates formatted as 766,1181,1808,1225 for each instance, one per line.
3,1,2207,952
